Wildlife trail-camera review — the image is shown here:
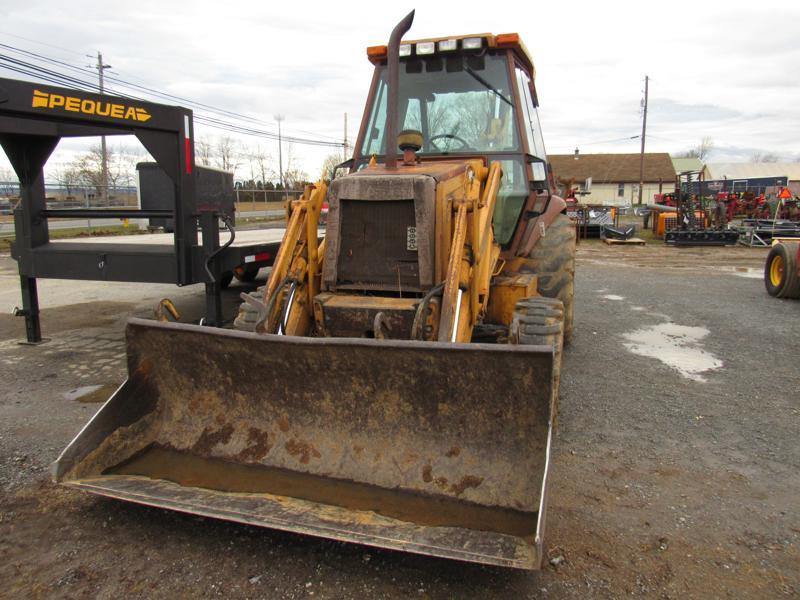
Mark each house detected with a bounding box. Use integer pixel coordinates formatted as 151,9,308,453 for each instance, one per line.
549,152,676,206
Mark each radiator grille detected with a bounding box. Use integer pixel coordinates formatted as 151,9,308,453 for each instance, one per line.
337,199,420,289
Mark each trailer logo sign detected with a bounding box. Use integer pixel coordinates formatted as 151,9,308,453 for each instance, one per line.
31,89,152,122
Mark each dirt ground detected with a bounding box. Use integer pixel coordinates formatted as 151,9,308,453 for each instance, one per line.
0,239,798,599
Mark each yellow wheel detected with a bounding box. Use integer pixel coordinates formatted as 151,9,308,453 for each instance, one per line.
764,242,800,298
769,254,784,287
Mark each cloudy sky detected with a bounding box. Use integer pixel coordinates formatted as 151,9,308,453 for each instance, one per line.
1,0,798,181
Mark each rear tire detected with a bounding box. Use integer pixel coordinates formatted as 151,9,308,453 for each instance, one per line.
765,242,800,298
509,296,564,422
522,214,576,344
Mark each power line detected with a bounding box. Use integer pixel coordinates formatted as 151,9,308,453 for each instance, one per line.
0,41,334,139
0,42,344,148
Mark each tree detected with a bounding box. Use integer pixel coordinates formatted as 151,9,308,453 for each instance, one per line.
281,143,309,189
246,145,275,188
195,137,213,167
678,137,714,161
214,136,241,175
52,164,82,198
750,151,780,163
0,165,18,199
319,153,345,182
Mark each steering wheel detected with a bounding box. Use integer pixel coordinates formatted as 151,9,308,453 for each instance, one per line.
429,133,471,152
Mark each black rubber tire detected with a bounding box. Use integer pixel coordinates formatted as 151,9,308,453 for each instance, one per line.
765,242,800,299
233,265,260,282
522,213,576,344
233,285,266,331
509,296,564,420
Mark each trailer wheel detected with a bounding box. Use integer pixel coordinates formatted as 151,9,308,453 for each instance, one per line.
510,296,564,418
765,242,800,298
233,265,260,282
523,214,576,344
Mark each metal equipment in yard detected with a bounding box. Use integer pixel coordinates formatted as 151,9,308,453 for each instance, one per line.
764,240,800,298
54,12,575,570
664,170,739,246
0,78,278,341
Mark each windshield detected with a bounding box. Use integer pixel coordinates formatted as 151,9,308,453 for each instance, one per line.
360,53,519,156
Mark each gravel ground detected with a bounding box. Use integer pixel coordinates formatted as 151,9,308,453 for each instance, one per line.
0,241,798,598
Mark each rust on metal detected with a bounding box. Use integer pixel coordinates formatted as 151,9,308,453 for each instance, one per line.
54,318,556,569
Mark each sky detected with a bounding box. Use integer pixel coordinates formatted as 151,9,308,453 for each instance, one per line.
1,0,799,183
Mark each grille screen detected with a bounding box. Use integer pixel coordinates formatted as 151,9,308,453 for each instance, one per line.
337,199,420,289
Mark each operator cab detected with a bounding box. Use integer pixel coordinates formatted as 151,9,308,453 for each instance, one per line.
354,33,551,247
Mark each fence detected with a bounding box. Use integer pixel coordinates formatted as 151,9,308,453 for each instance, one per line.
0,181,138,213
234,189,302,204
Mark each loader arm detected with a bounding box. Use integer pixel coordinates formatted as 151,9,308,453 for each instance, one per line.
255,181,327,334
439,162,502,342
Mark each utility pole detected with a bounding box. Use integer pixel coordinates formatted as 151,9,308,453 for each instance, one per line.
637,74,649,205
343,112,349,162
274,114,284,198
96,52,111,203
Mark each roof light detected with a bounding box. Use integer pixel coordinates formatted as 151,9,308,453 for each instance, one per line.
438,39,457,52
495,33,520,47
416,41,435,55
462,37,483,50
398,44,412,57
366,45,387,63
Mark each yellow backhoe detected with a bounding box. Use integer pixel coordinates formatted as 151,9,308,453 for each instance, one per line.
54,11,575,569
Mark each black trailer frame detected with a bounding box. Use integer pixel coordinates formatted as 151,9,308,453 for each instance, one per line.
0,76,278,342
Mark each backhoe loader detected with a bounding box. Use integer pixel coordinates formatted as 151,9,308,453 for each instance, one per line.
54,11,575,570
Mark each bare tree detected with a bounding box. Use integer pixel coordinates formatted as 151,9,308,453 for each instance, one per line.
246,145,274,187
214,136,241,175
679,137,714,161
195,137,213,167
65,143,141,200
281,143,309,189
0,165,19,199
319,153,345,182
52,164,82,198
750,151,780,163
0,165,17,183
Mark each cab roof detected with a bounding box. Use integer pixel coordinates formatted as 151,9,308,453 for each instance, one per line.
366,32,535,78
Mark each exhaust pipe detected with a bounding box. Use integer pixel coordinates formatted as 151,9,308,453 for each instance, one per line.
384,9,414,169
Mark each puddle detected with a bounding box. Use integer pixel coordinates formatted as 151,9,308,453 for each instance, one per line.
711,266,763,280
622,323,722,382
63,384,118,403
602,294,625,301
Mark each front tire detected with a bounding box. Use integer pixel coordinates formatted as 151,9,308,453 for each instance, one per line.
523,214,576,344
510,296,564,418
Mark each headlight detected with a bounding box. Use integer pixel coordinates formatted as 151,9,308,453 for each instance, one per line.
416,41,435,55
462,37,483,50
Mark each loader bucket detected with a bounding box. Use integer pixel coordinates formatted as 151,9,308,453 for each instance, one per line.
54,318,556,569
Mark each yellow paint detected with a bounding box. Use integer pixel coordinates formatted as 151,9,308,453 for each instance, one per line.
770,254,784,286
31,89,152,122
485,274,538,325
